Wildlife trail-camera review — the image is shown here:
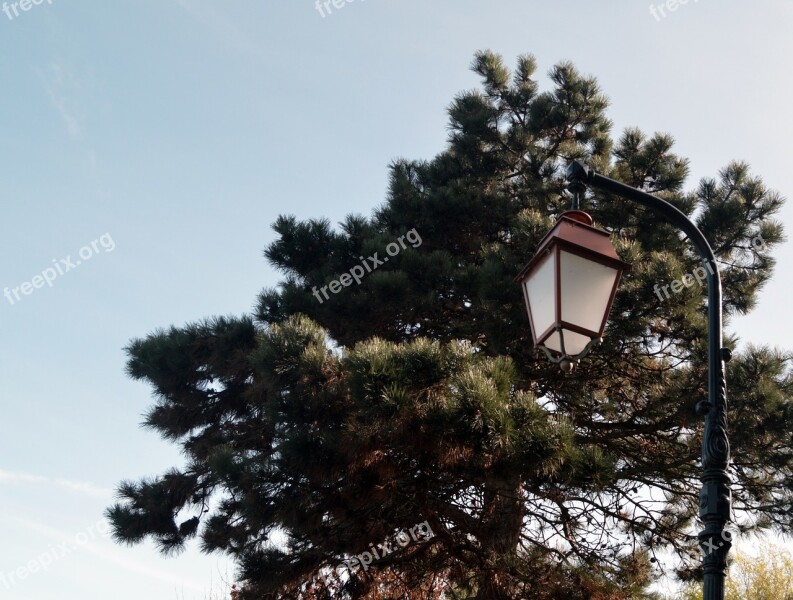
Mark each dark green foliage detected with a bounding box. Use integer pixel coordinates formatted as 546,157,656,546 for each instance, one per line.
107,51,789,599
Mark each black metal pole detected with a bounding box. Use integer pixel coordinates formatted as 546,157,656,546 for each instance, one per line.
566,161,732,600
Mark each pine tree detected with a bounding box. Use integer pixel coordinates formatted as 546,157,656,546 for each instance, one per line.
107,51,790,599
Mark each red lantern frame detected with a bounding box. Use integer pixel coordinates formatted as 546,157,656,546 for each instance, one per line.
516,210,629,367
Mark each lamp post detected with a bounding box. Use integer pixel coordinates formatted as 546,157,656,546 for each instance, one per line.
518,161,732,600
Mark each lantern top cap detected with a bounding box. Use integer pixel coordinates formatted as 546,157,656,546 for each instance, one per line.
560,210,593,226
515,212,630,283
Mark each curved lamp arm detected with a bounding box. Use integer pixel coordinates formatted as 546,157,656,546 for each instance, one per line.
566,161,732,600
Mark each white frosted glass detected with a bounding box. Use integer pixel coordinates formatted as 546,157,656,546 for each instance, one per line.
524,252,556,338
544,331,561,353
543,329,591,356
559,251,618,333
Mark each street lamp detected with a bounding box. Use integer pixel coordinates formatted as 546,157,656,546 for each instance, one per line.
518,160,732,600
516,210,629,372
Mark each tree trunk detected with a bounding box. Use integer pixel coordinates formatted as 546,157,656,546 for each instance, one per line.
474,474,523,599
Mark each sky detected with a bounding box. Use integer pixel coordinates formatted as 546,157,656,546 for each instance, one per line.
1,1,792,598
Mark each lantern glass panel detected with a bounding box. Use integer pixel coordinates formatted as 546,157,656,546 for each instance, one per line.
544,329,592,356
523,251,556,338
559,250,619,333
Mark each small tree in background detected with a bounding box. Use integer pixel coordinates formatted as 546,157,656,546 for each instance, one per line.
676,542,793,599
107,51,790,599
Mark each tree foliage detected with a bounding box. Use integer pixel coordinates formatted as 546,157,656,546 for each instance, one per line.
107,51,790,599
676,541,793,600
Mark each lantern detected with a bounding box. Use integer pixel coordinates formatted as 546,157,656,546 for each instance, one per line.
517,210,629,372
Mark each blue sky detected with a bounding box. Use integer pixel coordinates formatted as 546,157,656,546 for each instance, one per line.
1,1,792,598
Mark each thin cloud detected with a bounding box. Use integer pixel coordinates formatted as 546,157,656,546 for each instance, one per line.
38,59,83,138
0,469,112,499
2,515,208,594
